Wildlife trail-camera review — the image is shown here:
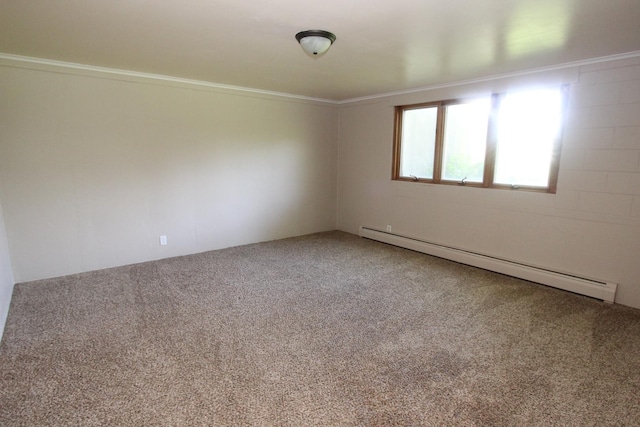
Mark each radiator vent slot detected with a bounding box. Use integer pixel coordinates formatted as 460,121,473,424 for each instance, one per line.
360,226,617,303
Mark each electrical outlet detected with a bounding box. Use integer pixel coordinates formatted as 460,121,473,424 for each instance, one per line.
386,225,392,232
159,235,167,246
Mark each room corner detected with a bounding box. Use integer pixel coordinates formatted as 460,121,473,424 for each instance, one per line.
0,198,15,342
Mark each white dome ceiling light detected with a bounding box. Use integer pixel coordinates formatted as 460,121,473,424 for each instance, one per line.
295,30,336,58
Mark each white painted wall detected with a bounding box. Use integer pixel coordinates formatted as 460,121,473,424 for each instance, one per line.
337,57,640,309
1,53,639,327
0,63,338,283
0,199,15,342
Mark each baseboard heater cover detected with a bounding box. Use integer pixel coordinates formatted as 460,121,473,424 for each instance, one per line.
359,226,617,303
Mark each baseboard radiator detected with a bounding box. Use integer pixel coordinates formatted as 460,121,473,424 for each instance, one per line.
360,226,617,303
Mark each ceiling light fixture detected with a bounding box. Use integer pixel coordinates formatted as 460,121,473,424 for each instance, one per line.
295,30,336,58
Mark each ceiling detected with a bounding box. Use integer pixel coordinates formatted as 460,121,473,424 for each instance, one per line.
1,0,639,101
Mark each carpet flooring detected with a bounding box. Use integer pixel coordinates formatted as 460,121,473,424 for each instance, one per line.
1,231,639,426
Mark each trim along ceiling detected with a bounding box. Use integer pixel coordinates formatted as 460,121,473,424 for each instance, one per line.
1,0,639,102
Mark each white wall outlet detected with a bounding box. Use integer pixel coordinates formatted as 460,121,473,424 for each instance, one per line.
386,225,392,232
159,235,167,246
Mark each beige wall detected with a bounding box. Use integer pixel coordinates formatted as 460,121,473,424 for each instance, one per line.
1,53,639,320
337,57,640,309
0,64,338,283
0,199,14,341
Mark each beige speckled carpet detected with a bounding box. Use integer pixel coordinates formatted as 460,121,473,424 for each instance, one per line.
1,231,639,426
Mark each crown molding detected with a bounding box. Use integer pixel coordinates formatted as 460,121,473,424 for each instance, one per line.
2,50,640,106
0,53,339,105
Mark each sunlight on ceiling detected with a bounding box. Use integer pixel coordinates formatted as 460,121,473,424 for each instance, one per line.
505,0,572,59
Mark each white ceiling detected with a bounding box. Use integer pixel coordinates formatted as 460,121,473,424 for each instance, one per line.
1,0,639,101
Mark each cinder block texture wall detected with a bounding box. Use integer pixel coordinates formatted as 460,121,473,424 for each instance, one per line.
337,57,640,309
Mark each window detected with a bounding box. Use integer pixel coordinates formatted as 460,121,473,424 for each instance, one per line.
392,85,568,193
442,98,491,183
398,105,438,179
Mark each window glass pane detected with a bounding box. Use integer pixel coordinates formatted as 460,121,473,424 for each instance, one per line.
442,98,490,182
494,89,562,187
399,107,437,179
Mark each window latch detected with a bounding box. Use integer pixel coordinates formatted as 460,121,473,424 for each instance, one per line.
511,184,520,190
458,177,467,185
410,175,419,181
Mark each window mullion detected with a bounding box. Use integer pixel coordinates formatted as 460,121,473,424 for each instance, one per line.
546,84,570,194
482,93,500,188
433,103,445,183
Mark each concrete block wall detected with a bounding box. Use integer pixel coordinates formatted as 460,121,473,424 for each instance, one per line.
337,54,640,308
562,57,640,219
